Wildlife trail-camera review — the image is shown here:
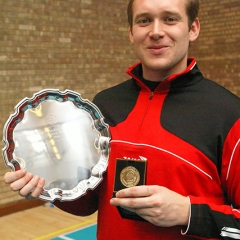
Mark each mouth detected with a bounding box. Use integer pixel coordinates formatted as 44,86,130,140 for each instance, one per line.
149,45,165,49
147,45,169,54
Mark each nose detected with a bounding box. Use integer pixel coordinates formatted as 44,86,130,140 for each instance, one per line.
149,20,165,40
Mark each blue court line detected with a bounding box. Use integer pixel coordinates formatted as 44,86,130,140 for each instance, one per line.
51,224,97,240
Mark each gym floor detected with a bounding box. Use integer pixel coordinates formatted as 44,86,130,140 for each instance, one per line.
0,204,97,240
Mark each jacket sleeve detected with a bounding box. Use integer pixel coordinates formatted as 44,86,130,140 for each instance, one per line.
184,119,240,239
53,188,99,216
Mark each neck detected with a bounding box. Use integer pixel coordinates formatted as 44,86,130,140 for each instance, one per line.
142,59,188,82
142,69,170,82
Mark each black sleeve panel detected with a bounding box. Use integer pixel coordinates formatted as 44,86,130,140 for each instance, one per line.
188,204,240,239
93,79,140,126
161,77,240,171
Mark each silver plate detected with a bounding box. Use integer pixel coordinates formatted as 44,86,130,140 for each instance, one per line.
2,89,111,201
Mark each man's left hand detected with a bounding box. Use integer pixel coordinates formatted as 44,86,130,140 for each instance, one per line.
110,185,190,227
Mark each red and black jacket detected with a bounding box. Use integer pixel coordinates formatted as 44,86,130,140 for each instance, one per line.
55,59,240,239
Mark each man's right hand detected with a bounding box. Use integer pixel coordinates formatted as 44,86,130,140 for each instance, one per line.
4,170,45,199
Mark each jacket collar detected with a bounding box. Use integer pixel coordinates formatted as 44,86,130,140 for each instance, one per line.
126,58,203,90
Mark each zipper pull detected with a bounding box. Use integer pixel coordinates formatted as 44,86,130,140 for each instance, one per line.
149,92,154,99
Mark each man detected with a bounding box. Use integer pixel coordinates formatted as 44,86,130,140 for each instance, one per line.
4,0,240,239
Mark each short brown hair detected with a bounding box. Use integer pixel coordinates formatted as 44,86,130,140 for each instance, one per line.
127,0,200,29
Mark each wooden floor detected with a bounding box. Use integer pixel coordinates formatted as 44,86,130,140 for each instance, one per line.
0,204,97,240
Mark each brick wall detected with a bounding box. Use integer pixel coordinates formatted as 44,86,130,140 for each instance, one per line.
0,0,137,207
0,0,239,208
189,0,240,95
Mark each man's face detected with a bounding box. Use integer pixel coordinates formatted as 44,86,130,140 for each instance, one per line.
129,0,200,81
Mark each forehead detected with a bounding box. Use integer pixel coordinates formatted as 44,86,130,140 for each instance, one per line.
132,0,187,17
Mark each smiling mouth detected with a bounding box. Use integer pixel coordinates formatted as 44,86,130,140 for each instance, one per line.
148,44,169,49
147,46,168,54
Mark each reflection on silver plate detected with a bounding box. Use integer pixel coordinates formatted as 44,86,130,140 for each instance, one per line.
2,89,111,202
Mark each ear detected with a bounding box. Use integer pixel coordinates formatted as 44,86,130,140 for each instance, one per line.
189,18,200,42
128,27,134,44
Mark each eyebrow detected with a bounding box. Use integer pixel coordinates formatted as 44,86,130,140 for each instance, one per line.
133,12,150,23
163,11,183,20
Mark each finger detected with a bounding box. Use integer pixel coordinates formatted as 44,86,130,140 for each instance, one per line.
116,185,152,198
18,175,44,197
30,177,45,198
9,172,34,191
110,195,151,209
4,169,27,184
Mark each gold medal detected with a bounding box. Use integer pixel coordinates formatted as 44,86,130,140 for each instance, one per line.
120,166,140,187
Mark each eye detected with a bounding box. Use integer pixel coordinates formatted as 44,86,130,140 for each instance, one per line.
137,18,151,26
165,17,178,24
